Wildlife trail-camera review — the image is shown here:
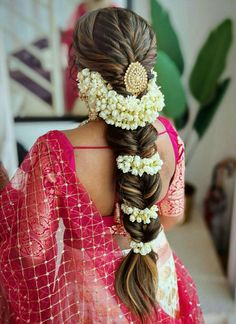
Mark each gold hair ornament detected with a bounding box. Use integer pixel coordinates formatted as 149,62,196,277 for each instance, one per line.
124,62,148,96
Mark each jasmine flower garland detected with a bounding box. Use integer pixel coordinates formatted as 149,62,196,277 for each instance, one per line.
116,153,163,176
130,240,152,255
77,68,165,130
121,204,159,224
77,66,165,257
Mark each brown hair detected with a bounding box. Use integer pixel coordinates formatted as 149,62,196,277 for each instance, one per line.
72,7,162,322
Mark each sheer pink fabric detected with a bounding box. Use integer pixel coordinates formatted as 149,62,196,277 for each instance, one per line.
0,117,204,323
157,116,186,218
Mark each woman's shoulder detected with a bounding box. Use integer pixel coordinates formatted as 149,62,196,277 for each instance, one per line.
57,121,109,147
24,130,67,167
155,116,184,163
36,129,64,143
33,129,71,151
156,116,178,136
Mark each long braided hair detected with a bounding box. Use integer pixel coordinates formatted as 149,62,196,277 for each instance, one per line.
72,7,162,321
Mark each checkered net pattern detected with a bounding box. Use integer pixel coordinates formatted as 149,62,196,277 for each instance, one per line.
0,131,204,323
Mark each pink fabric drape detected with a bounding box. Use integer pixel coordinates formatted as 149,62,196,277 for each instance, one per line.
0,117,204,323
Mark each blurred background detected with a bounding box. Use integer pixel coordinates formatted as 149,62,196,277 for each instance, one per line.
0,0,236,322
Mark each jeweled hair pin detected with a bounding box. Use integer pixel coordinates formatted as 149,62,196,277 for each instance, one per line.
124,62,148,96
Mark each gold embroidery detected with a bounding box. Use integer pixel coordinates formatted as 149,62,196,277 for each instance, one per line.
161,266,171,280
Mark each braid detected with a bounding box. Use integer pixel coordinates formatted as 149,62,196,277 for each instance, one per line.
73,7,161,321
107,125,161,320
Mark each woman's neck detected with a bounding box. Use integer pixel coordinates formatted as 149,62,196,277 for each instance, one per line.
79,118,108,145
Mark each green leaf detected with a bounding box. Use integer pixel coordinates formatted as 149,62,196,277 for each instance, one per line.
150,0,184,74
174,107,189,130
194,78,230,138
155,51,187,119
190,19,233,105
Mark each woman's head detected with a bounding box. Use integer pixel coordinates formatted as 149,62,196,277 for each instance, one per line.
73,8,161,322
72,7,157,96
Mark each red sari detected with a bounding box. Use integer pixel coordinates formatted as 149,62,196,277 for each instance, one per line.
0,117,204,323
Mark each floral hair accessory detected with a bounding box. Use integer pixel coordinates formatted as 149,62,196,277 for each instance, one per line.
116,152,163,176
77,68,165,130
121,204,158,224
130,240,152,255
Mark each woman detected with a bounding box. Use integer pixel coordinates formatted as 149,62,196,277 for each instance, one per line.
0,8,204,323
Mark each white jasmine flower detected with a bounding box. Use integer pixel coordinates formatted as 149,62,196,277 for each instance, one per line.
116,153,163,177
121,204,159,225
129,240,153,255
77,68,165,130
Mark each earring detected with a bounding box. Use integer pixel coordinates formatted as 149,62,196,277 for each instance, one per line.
88,108,98,121
79,93,88,101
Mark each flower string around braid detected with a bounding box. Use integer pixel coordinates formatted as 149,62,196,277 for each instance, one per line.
130,240,152,256
77,63,165,258
77,67,165,130
116,153,163,176
121,204,158,224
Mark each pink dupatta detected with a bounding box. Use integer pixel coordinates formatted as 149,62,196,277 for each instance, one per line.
0,117,204,323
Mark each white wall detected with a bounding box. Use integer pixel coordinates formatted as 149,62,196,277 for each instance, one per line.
0,31,18,177
134,0,236,208
132,0,150,20
0,0,127,52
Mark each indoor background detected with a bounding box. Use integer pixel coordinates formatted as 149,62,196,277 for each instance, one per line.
0,0,236,323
